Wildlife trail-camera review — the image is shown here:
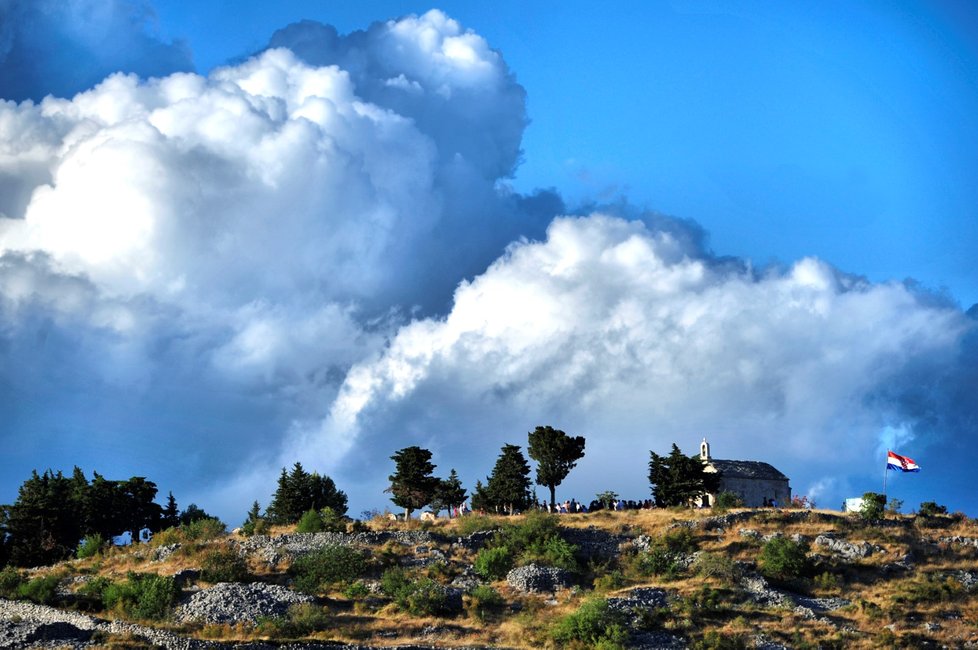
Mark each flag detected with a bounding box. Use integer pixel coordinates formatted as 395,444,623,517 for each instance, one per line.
886,450,920,473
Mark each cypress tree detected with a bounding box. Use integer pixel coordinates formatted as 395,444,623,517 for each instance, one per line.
484,444,532,515
387,446,439,519
527,425,586,508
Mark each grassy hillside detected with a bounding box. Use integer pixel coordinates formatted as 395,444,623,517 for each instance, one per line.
2,507,978,649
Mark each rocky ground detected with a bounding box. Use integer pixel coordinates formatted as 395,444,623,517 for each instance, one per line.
2,508,978,649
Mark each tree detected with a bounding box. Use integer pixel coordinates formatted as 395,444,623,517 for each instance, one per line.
484,444,533,515
179,503,213,526
267,463,348,524
431,469,467,517
859,492,886,521
387,446,439,519
161,492,180,530
527,426,586,508
648,443,719,507
118,477,163,542
5,470,81,566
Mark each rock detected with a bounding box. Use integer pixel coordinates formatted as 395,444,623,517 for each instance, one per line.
813,535,880,560
153,543,181,562
506,564,573,594
176,582,314,625
607,587,671,624
953,570,978,591
454,530,496,551
738,529,761,540
559,526,625,560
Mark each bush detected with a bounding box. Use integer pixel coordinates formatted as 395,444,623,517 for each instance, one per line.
759,537,808,581
296,509,325,533
466,584,505,622
289,545,368,594
17,574,60,605
694,630,748,649
342,580,370,599
593,569,626,592
76,576,112,610
712,491,744,512
379,568,453,617
694,552,741,585
255,603,331,638
201,548,249,583
103,572,179,620
455,514,501,536
77,533,106,559
474,545,514,580
550,598,628,650
638,546,683,580
918,501,948,517
893,575,964,605
0,567,23,598
181,517,226,542
859,492,886,521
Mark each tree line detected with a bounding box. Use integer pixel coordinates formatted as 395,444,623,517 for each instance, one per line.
0,468,214,568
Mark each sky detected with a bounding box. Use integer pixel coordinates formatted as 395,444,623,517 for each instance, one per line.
0,0,976,523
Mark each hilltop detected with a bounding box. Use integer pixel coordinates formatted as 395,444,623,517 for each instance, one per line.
2,506,978,649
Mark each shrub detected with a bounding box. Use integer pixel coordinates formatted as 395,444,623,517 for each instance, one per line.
289,545,368,594
550,598,628,650
466,584,505,622
0,567,23,598
77,533,106,559
918,501,948,517
759,537,808,581
103,572,179,620
694,630,748,649
813,571,842,592
593,569,627,592
455,515,499,536
76,576,112,610
694,552,740,585
296,509,325,533
380,568,453,617
200,548,249,583
859,492,886,521
638,546,683,579
342,580,370,599
474,545,514,580
17,574,60,605
255,603,331,638
893,575,964,605
712,491,743,512
661,527,698,554
181,517,226,542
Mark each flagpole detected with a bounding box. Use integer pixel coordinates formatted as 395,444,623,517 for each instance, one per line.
883,449,888,499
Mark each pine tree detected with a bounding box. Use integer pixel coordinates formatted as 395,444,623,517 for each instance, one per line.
484,444,532,515
648,443,719,507
310,473,348,517
527,425,586,508
6,470,81,566
431,469,467,516
267,464,348,524
387,446,439,519
161,492,180,529
242,500,264,536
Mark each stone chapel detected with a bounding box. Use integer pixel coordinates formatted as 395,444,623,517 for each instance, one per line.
699,438,791,507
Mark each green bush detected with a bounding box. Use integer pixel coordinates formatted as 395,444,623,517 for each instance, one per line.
694,630,748,649
255,603,331,638
474,545,514,580
296,509,324,533
77,533,106,559
17,574,60,605
593,569,627,592
893,575,964,605
455,514,500,536
638,546,683,579
661,528,698,554
0,567,23,598
813,571,842,591
694,552,740,585
550,598,628,650
200,547,249,583
712,491,744,512
103,572,179,620
181,517,226,542
859,492,886,521
484,511,580,572
342,580,370,599
379,568,453,617
918,501,948,518
466,584,505,622
76,576,112,610
289,545,368,594
759,537,808,581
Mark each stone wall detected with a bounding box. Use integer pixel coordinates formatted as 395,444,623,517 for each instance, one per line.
712,476,790,507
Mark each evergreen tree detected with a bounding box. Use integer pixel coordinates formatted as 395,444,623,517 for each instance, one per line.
119,477,163,542
484,444,532,515
179,504,213,525
431,469,467,516
0,505,10,567
387,446,439,519
648,443,719,507
6,470,81,566
470,480,491,512
161,492,180,529
242,500,263,535
267,463,347,524
527,425,586,508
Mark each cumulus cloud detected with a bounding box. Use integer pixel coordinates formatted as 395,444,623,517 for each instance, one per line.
294,214,976,512
0,0,193,102
0,10,560,514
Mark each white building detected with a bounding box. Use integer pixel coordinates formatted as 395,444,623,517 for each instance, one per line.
699,438,792,507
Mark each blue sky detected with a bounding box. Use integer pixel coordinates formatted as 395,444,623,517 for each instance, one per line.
0,1,976,522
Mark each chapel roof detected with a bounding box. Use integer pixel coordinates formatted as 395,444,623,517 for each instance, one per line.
709,459,788,481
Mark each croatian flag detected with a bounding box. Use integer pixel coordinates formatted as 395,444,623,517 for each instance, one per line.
886,450,920,473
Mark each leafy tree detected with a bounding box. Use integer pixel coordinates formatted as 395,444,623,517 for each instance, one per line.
161,492,180,530
527,426,586,508
648,443,719,507
387,446,439,519
484,444,532,515
178,503,213,526
918,501,948,518
596,491,619,510
431,469,467,516
859,492,886,521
